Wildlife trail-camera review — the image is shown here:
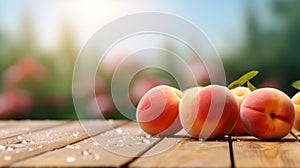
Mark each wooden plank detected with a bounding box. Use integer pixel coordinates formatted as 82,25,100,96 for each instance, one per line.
232,132,297,141
0,120,67,140
12,122,160,167
291,128,300,140
0,120,18,128
0,120,127,167
233,140,300,167
232,132,299,167
130,138,231,168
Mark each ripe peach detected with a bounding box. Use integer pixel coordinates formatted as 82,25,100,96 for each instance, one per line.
240,88,295,139
136,85,182,135
179,85,239,139
291,92,300,132
230,87,251,134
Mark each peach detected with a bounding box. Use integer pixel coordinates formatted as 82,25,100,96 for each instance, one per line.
136,85,182,135
179,85,239,139
291,92,300,132
230,87,251,134
240,88,295,139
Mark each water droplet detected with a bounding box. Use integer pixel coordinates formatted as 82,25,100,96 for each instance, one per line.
28,148,34,151
45,131,51,136
142,139,151,144
0,145,5,150
66,145,80,149
66,156,76,162
17,136,23,140
115,128,123,134
22,140,28,144
93,142,100,146
38,145,43,148
66,145,73,149
72,132,79,137
199,138,205,141
146,134,151,138
2,130,9,135
13,143,24,148
83,140,88,143
4,155,11,161
94,154,100,160
81,149,90,156
135,141,142,145
6,146,14,152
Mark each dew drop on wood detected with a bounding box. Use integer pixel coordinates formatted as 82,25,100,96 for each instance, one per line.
94,154,100,160
93,142,100,146
81,149,91,156
115,128,123,134
0,145,5,150
142,139,151,144
66,156,76,162
6,146,14,152
72,132,79,137
4,155,12,161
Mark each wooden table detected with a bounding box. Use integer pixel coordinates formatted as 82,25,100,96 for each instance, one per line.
0,120,300,167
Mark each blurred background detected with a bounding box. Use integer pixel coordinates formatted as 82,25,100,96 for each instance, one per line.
0,0,299,120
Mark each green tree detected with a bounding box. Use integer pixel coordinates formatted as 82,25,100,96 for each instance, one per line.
223,0,300,96
19,8,36,54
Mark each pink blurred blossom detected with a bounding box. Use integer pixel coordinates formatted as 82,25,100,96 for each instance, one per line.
41,95,66,109
129,77,163,105
73,76,107,98
87,94,115,117
3,56,48,90
102,49,142,75
184,61,223,86
0,89,33,118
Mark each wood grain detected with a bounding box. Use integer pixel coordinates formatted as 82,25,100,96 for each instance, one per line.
232,132,297,142
233,141,300,167
130,138,231,168
1,120,300,168
0,120,67,140
0,120,127,167
13,122,160,167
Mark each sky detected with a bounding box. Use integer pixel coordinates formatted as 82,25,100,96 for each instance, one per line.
0,0,246,55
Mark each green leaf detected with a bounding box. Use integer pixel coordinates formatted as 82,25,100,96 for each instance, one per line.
190,82,203,88
292,80,300,90
247,81,256,91
228,70,259,89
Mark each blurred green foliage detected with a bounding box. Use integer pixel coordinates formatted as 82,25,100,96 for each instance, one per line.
0,10,77,119
1,1,300,119
223,0,300,96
